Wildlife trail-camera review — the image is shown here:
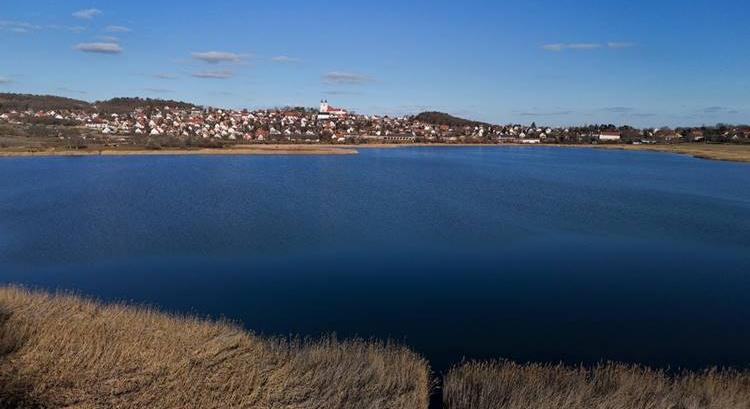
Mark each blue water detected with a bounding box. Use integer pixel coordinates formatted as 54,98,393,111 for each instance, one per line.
1,147,749,372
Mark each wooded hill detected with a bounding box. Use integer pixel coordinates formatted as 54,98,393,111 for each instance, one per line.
0,93,198,114
413,111,488,127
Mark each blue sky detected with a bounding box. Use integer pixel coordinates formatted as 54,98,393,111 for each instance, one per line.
1,0,748,127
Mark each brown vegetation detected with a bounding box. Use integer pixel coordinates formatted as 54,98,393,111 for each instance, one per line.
443,360,750,409
0,286,430,409
0,93,91,112
593,143,750,163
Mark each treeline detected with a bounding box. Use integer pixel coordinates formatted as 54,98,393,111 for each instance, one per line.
94,97,198,114
0,93,198,115
0,93,91,112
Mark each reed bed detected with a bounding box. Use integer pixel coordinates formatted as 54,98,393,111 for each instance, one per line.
443,360,750,409
0,286,430,409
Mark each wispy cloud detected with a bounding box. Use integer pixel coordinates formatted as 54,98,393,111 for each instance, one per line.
74,42,123,54
105,25,131,33
154,73,178,80
97,35,119,42
72,8,102,20
271,56,301,63
543,43,601,51
0,20,41,33
323,71,374,85
543,42,636,51
702,106,739,115
46,24,86,33
192,70,233,79
0,76,12,84
191,51,243,64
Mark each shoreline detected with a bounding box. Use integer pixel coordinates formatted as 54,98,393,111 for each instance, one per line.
0,144,358,157
0,143,748,163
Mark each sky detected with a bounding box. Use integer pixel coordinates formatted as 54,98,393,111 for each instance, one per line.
1,0,749,127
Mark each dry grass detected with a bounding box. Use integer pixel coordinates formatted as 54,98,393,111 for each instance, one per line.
593,144,750,163
0,286,430,409
443,360,750,409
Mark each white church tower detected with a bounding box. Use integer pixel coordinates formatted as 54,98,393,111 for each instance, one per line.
320,100,330,113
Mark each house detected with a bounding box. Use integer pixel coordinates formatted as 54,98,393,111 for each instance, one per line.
598,131,621,142
690,129,705,142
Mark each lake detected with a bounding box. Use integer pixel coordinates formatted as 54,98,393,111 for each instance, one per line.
1,146,749,372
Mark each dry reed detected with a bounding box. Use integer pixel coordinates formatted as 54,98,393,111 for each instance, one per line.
443,360,750,409
0,286,430,409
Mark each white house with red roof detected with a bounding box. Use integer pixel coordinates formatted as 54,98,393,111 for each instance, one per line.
317,100,348,120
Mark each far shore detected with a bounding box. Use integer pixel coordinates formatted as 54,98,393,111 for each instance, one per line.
0,144,358,157
1,143,749,163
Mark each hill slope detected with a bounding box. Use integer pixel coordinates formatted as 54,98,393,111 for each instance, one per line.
414,111,488,127
0,93,92,112
0,93,199,114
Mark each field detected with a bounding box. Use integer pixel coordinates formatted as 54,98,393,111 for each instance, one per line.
0,286,429,409
443,361,750,409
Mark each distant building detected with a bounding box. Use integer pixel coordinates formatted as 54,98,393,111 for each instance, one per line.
598,131,621,141
317,100,348,120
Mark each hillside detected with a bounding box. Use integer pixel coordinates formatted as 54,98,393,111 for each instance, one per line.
0,93,92,112
0,93,198,114
94,97,198,114
414,111,488,127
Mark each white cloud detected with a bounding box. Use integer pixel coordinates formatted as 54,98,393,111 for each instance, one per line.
271,56,301,63
543,43,602,51
105,25,131,33
72,8,102,19
702,106,739,115
74,42,123,54
544,42,636,51
192,70,233,79
46,24,86,33
0,76,11,84
97,35,119,42
154,73,178,80
323,71,374,85
0,20,41,33
191,51,242,63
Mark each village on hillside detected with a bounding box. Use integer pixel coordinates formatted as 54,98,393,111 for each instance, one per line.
1,95,749,149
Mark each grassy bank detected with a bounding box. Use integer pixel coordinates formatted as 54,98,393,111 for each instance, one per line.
443,360,750,409
591,143,750,163
0,286,429,409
